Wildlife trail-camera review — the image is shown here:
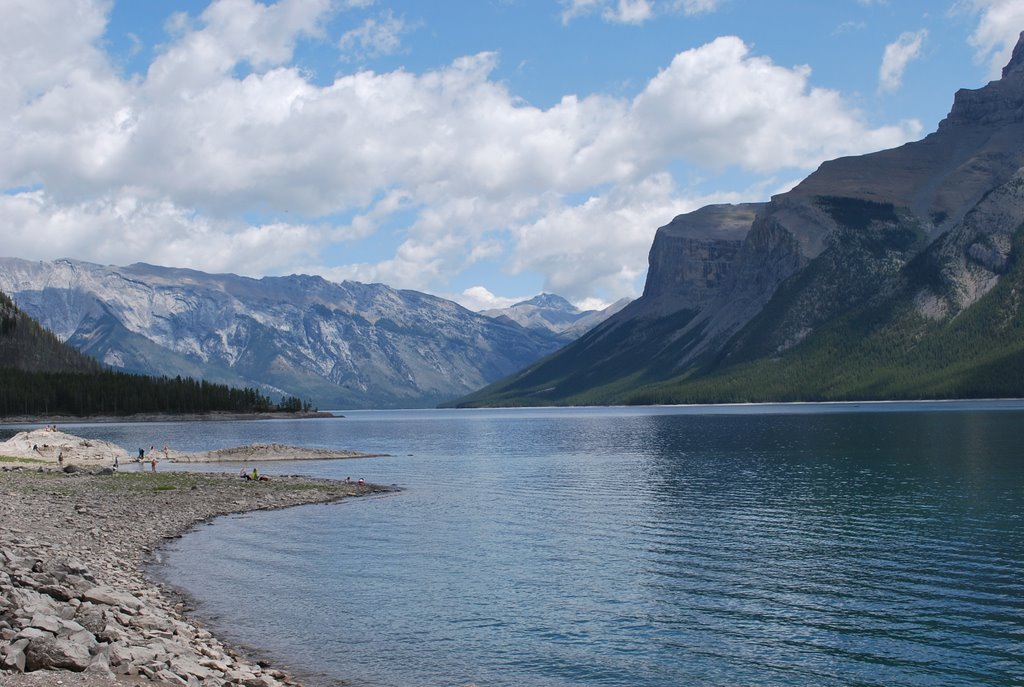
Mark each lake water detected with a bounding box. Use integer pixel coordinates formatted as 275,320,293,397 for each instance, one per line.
11,402,1024,686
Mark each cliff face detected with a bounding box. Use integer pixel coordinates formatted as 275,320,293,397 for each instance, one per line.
641,203,761,310
0,259,565,408
457,32,1024,407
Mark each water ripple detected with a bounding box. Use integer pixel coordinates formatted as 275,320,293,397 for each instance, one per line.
144,406,1024,687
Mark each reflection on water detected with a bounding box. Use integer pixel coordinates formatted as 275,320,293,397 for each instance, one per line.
9,403,1022,686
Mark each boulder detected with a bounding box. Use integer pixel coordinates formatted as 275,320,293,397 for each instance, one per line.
82,585,143,611
24,635,93,672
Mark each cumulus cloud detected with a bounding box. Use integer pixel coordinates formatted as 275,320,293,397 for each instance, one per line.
879,29,928,93
957,0,1024,78
0,190,321,275
0,0,922,304
630,37,920,172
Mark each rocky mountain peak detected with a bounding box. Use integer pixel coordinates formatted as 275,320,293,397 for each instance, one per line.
940,33,1024,132
1002,31,1024,79
518,293,578,312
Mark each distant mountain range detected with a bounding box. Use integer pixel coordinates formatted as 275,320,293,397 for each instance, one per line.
0,259,617,408
456,33,1024,407
482,294,631,342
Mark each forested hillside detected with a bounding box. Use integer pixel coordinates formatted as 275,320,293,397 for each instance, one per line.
0,290,309,417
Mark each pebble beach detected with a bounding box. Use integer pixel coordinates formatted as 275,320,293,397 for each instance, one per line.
0,429,392,687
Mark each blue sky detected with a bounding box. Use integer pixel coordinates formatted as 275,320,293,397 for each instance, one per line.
2,1,1023,311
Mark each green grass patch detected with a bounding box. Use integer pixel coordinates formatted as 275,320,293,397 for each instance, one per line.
0,455,46,464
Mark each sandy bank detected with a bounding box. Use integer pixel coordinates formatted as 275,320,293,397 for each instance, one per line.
0,428,383,466
0,465,394,686
172,444,384,463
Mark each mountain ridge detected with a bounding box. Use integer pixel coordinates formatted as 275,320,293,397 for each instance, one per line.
0,258,569,409
454,32,1024,407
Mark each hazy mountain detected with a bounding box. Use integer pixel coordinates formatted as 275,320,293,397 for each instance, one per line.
455,33,1024,407
481,293,631,341
0,259,566,408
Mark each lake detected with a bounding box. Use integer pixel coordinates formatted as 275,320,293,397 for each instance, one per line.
13,402,1024,686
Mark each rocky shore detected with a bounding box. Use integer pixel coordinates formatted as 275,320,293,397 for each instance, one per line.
0,464,392,686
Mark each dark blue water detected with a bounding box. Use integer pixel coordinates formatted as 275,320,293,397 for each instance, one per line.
14,403,1024,686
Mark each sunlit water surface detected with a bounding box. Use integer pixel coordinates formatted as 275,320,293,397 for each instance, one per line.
9,402,1023,686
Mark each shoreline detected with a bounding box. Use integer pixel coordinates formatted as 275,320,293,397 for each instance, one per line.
0,410,339,426
0,465,394,686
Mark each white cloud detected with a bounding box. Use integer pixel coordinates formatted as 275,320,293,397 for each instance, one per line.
629,37,921,172
456,286,531,311
339,9,411,62
879,29,928,93
0,190,321,275
0,1,922,304
560,0,604,24
958,0,1024,78
561,0,718,24
604,0,653,24
670,0,720,14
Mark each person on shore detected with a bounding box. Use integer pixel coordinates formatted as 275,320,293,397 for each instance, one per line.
251,467,259,481
57,450,64,468
240,467,248,479
150,456,157,472
113,456,119,471
138,447,145,462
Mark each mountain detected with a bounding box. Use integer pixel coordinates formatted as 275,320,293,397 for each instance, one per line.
455,34,1024,407
481,294,631,341
0,290,100,375
0,259,565,409
0,288,293,418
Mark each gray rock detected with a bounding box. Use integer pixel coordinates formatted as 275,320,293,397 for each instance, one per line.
74,607,106,635
156,668,191,685
13,627,50,642
87,648,115,677
2,637,30,672
170,654,216,679
28,612,61,633
37,583,75,601
24,635,93,672
82,585,144,611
